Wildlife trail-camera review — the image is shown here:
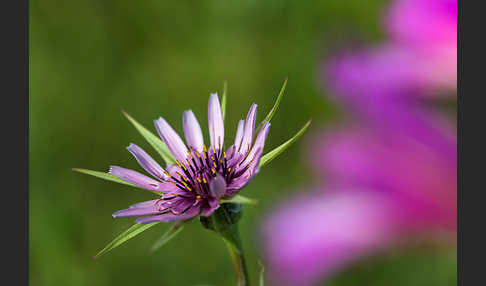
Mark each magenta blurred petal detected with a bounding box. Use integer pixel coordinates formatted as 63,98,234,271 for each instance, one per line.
263,191,403,286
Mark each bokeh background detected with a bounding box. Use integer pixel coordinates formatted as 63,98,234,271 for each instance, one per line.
30,1,456,286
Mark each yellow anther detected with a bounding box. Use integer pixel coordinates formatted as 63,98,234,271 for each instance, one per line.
202,178,207,184
213,162,217,168
188,151,193,159
164,171,171,177
224,152,227,158
228,167,231,172
212,168,216,174
203,144,208,152
195,151,201,158
196,195,201,199
196,177,202,183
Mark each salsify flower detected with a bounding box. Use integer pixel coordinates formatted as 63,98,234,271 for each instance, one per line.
73,80,311,268
110,94,270,223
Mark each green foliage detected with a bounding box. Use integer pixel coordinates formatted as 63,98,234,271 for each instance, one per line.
150,221,186,253
256,78,287,132
259,119,312,167
95,222,160,259
122,111,176,165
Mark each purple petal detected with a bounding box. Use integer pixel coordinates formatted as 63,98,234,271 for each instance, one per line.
201,197,219,217
233,119,245,152
127,143,168,181
109,166,160,191
238,104,257,154
154,117,189,163
240,121,270,167
208,93,225,150
227,147,263,191
169,197,197,214
130,199,159,208
183,110,204,153
136,206,200,223
112,204,165,218
209,174,227,199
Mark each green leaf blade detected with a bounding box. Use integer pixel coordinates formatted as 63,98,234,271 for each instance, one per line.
221,81,228,121
72,168,137,187
259,119,312,168
259,261,265,286
72,168,161,195
220,195,258,205
95,222,160,259
150,221,185,253
122,111,176,165
257,78,288,131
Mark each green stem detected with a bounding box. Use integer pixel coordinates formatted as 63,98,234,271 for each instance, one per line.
211,205,250,286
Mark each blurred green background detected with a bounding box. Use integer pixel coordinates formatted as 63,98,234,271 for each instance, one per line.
30,1,455,285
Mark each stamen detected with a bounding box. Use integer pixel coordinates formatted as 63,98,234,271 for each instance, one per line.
196,195,201,199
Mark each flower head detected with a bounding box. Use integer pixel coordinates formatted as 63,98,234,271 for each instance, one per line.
110,93,271,223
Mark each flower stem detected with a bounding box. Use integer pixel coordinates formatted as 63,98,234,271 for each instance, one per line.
222,228,250,286
209,203,250,286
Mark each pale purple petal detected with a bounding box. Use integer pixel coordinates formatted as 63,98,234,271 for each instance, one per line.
112,205,164,218
209,174,227,199
183,110,204,153
238,104,257,154
169,197,197,214
233,119,245,152
127,143,168,181
154,117,189,163
136,206,200,223
240,121,270,167
227,147,263,192
130,199,159,208
208,93,224,150
109,166,160,191
201,197,220,217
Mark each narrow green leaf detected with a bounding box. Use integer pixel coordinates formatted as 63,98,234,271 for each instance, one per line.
258,261,265,286
256,78,288,131
122,111,176,165
95,222,160,258
221,81,228,121
72,168,161,195
73,168,137,187
220,195,258,205
150,221,185,253
259,119,312,168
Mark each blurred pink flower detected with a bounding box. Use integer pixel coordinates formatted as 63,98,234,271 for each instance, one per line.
326,0,457,102
262,119,456,286
262,1,456,285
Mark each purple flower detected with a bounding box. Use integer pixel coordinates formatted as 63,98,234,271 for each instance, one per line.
326,0,457,103
262,117,456,286
111,93,270,223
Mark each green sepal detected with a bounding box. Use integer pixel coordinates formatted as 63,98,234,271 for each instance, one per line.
122,110,176,165
94,222,160,259
221,81,228,121
150,221,186,253
220,194,258,205
259,119,311,167
72,168,161,195
256,78,288,132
